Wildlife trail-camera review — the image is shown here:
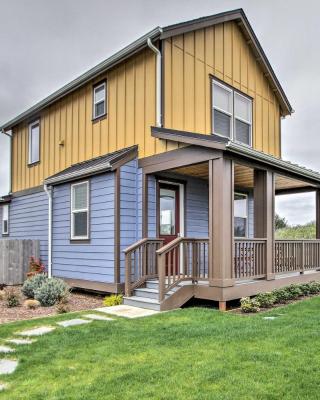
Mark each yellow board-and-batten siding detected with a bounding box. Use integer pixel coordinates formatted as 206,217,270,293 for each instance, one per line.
163,21,281,156
11,21,282,192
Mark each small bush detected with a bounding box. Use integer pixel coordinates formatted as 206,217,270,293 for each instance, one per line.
286,284,303,300
240,297,260,313
299,283,312,296
22,273,47,299
23,299,40,309
4,287,21,308
307,281,320,295
56,302,70,314
34,278,69,307
255,292,276,308
103,294,123,307
27,257,46,278
272,288,291,304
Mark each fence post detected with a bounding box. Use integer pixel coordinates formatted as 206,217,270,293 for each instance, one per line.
158,253,165,302
300,241,305,275
125,252,131,297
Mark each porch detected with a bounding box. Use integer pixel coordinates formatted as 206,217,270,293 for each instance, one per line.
124,141,320,311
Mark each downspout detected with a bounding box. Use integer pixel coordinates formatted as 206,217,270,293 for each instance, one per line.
147,35,162,127
1,129,12,194
44,184,52,278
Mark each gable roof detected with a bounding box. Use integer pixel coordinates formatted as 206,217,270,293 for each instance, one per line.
44,145,137,186
0,9,292,131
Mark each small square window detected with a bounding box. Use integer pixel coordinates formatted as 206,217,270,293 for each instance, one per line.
93,82,106,119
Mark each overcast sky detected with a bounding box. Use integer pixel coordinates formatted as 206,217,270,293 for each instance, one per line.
0,0,319,225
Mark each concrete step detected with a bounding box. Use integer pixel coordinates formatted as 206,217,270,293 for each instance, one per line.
145,280,159,290
123,296,161,311
134,287,159,300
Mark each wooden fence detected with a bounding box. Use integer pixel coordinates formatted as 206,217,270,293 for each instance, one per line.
0,240,40,285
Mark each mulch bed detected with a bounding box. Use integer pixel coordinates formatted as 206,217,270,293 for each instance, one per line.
0,287,104,324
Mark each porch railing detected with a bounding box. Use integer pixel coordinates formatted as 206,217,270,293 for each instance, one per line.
157,237,209,302
274,240,320,274
124,238,164,297
234,239,267,280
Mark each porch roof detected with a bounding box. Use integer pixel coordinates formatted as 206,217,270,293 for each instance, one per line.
151,126,320,189
44,145,137,186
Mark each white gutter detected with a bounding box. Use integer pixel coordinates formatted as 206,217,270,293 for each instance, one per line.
1,129,12,194
147,35,162,127
44,184,52,278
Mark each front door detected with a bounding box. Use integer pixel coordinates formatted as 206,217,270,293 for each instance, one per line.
158,182,180,275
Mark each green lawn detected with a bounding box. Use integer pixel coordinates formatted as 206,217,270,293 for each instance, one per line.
1,299,320,400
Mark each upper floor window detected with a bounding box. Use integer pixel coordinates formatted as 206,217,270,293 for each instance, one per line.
2,204,9,235
234,193,248,238
28,120,40,164
71,181,89,240
212,80,252,146
93,82,106,120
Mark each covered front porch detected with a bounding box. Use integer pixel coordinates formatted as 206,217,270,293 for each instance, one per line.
124,140,320,310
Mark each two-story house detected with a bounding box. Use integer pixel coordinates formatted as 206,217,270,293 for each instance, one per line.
2,9,320,311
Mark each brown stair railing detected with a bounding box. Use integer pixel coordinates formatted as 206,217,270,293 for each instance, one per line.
274,240,320,274
234,239,267,280
157,237,209,302
124,238,164,297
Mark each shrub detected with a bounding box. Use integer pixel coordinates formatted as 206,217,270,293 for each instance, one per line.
273,288,291,304
299,283,312,296
255,292,276,308
27,257,46,278
307,281,320,295
23,299,40,309
285,284,303,300
240,297,260,313
103,294,123,307
22,273,47,298
34,278,69,307
4,287,21,308
56,302,70,314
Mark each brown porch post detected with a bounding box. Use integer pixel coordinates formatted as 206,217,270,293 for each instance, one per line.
316,189,320,239
142,172,148,238
208,156,235,288
254,170,275,280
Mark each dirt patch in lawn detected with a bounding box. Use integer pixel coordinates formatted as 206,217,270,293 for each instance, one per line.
0,288,104,324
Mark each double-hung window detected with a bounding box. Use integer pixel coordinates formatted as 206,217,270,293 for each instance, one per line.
212,80,252,146
28,120,40,164
2,204,9,235
71,182,89,240
234,193,248,238
93,82,106,119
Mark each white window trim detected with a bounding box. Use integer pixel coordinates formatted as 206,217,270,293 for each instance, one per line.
28,119,40,165
2,204,9,235
93,82,106,119
71,181,90,240
234,192,248,239
212,79,252,147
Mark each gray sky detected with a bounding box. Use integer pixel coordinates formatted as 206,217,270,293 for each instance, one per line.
0,0,319,225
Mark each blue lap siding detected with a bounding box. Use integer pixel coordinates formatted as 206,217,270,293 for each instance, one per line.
52,173,115,283
0,191,48,264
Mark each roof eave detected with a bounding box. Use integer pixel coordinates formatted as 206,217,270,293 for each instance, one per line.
0,28,162,131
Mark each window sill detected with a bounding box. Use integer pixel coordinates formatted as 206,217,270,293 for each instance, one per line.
70,239,91,244
27,161,40,168
1,233,9,237
92,114,107,124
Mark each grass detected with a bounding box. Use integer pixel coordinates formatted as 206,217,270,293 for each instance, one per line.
1,299,320,399
276,222,316,239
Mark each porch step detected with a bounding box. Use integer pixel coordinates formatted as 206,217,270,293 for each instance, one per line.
134,288,159,300
123,296,160,311
145,280,159,290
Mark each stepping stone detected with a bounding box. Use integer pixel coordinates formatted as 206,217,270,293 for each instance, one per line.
0,346,14,354
263,316,277,320
6,338,34,345
0,383,5,391
83,314,114,321
17,326,55,337
95,305,159,319
57,319,92,328
0,359,18,375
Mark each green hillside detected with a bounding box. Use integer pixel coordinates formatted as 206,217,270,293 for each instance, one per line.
275,221,316,239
